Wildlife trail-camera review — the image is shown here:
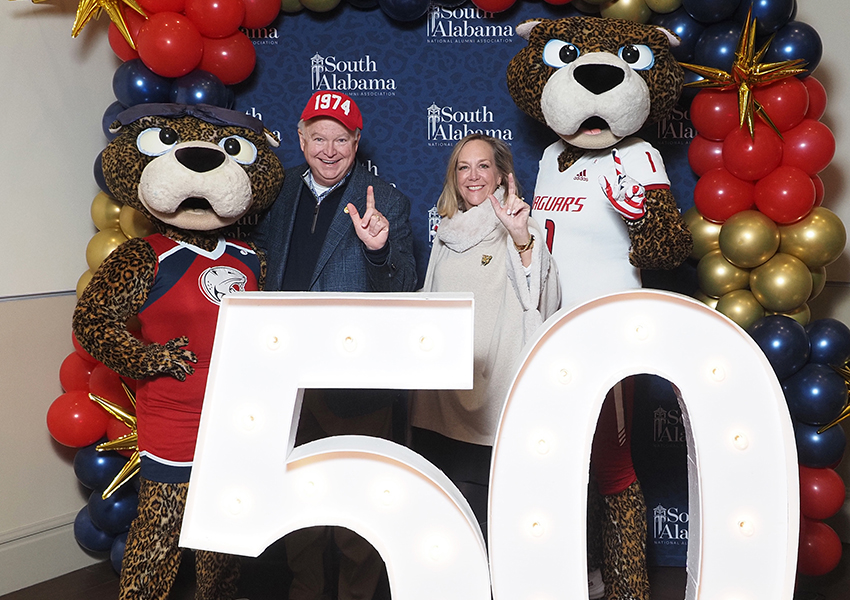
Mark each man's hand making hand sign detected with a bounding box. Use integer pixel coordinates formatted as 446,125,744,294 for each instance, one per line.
346,185,389,251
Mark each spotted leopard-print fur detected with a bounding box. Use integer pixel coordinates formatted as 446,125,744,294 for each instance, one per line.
507,17,684,129
601,480,650,600
119,478,239,600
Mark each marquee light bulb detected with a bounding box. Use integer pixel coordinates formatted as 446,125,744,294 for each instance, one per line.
634,324,649,341
382,489,393,506
267,333,282,350
419,335,434,352
343,335,357,352
536,439,550,455
710,365,726,382
531,521,545,537
733,433,749,450
738,520,754,537
557,368,572,385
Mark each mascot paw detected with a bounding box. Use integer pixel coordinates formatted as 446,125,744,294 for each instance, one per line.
599,150,646,221
148,336,198,381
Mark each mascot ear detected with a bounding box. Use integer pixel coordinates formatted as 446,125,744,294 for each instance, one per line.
516,19,543,41
655,26,681,48
264,129,280,149
109,119,123,136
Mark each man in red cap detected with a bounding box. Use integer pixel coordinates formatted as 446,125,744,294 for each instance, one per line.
252,91,417,600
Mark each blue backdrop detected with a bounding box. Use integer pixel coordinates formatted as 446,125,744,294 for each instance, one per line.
234,1,699,566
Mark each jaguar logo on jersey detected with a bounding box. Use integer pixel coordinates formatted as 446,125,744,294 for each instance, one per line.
426,103,513,145
652,504,689,544
310,53,397,96
198,266,249,305
426,5,514,43
652,406,686,444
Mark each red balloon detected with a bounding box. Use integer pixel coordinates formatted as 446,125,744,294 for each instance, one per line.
693,167,755,223
690,89,739,141
73,332,98,364
107,9,146,62
753,165,816,225
138,0,185,12
722,121,783,181
185,0,246,38
137,12,204,78
47,391,110,448
472,0,517,11
812,174,825,207
803,76,827,121
90,363,135,411
752,77,809,133
800,466,846,520
60,352,94,392
199,31,256,85
782,119,836,175
241,0,280,28
688,135,724,176
798,518,842,577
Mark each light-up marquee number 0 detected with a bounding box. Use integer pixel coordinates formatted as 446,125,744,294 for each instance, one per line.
181,290,800,600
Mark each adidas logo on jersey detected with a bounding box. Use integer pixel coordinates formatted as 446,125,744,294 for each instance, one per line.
573,169,588,182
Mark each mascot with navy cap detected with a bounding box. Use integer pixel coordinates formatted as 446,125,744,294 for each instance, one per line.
74,103,284,599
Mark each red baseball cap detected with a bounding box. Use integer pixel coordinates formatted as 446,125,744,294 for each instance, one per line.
300,91,363,132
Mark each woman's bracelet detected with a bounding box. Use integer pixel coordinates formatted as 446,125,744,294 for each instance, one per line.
514,235,535,253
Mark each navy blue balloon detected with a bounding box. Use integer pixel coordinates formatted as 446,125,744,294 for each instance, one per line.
764,21,822,74
170,70,230,107
378,0,429,22
74,506,116,553
747,315,810,380
733,0,795,36
88,487,139,536
693,21,744,72
110,532,128,574
652,7,706,63
113,59,171,108
349,0,380,8
94,152,111,196
101,101,126,142
683,0,741,24
794,419,846,468
74,444,129,492
807,318,850,367
782,364,847,425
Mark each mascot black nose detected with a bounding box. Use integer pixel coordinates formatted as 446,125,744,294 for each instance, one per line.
175,147,227,173
573,64,625,95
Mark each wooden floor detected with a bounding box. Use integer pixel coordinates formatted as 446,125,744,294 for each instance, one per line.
3,543,848,599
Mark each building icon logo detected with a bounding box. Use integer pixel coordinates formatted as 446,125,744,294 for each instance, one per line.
426,103,512,145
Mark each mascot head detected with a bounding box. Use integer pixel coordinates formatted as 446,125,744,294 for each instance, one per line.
102,103,284,233
508,16,684,151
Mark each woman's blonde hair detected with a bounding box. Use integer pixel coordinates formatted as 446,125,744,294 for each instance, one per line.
436,133,521,218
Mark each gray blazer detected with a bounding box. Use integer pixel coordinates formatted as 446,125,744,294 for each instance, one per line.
253,160,418,292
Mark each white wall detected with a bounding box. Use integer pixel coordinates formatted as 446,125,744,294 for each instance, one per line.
0,0,848,594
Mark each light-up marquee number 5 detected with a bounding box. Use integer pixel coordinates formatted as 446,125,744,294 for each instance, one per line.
181,290,800,600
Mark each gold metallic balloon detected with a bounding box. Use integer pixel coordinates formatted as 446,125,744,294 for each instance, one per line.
600,0,652,22
645,0,681,13
119,205,156,239
91,191,122,231
718,209,780,268
767,303,811,327
684,206,722,261
810,267,826,301
749,253,813,313
716,289,765,330
779,207,847,269
86,227,128,272
280,0,304,12
76,270,93,299
694,290,719,308
697,249,750,298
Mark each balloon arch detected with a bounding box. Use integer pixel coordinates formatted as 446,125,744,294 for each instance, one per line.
46,0,849,581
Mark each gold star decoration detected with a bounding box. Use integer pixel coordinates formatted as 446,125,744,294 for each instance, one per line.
71,0,147,49
89,383,140,500
817,363,850,434
680,7,808,137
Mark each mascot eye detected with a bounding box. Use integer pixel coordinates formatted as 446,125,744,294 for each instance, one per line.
542,40,580,68
618,44,655,71
136,127,179,157
219,136,258,165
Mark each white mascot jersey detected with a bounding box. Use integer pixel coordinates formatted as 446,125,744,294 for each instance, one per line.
532,136,670,310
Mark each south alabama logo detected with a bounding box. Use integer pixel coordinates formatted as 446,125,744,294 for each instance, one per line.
199,266,249,305
310,53,397,96
426,5,514,42
652,504,689,544
427,103,513,144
